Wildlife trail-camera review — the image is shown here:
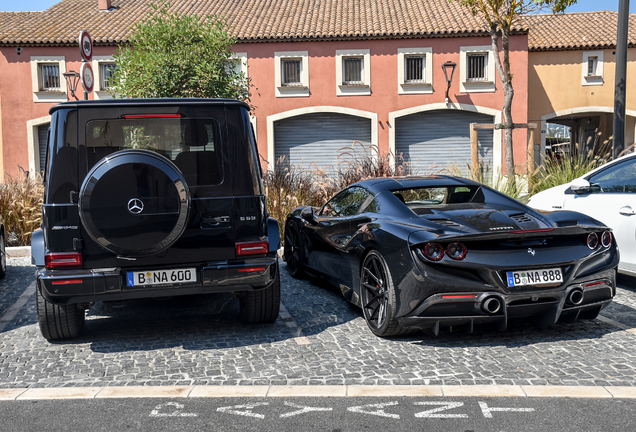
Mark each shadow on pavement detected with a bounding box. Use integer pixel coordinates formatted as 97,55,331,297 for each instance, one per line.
282,262,628,349
77,293,294,352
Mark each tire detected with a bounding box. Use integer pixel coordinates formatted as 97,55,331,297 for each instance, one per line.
284,222,305,278
78,149,190,257
240,261,281,324
359,250,410,337
36,285,85,340
0,230,6,279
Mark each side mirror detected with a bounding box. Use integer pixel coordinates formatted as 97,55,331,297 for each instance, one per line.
571,178,591,194
301,207,315,222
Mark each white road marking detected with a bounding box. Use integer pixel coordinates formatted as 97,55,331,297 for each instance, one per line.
0,281,35,332
280,401,333,418
478,401,535,418
217,402,270,419
348,401,400,419
414,401,468,418
149,402,198,417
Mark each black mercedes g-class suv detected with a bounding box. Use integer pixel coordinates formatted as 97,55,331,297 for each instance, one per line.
32,99,280,340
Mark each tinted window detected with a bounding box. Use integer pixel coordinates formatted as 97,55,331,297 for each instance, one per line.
589,159,636,193
47,109,78,204
86,117,223,186
320,186,372,217
394,185,483,214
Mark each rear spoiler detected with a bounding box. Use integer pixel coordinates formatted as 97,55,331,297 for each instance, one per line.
408,224,607,246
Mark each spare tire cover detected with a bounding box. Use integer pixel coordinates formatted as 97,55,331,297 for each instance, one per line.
79,149,190,257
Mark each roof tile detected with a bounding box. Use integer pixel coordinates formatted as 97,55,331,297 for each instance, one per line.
523,11,636,51
0,0,508,46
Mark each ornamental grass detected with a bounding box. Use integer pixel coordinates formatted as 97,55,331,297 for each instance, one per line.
0,168,43,246
263,142,413,240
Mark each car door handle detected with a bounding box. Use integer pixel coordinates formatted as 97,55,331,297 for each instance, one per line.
619,206,636,216
201,215,230,228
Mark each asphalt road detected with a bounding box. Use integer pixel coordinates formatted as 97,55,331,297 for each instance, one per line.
1,396,635,432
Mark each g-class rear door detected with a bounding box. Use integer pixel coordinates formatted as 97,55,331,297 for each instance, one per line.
77,103,239,268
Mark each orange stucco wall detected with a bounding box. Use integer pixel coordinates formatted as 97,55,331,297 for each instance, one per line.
528,47,636,149
0,35,528,178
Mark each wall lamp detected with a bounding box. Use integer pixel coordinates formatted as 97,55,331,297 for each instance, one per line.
63,71,80,101
441,61,457,104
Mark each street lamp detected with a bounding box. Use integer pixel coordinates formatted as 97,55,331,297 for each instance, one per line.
441,61,457,104
63,71,80,101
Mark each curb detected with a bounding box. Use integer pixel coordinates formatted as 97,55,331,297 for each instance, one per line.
6,246,30,258
1,385,636,401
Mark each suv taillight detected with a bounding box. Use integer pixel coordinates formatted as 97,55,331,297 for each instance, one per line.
236,241,269,256
122,114,183,119
45,253,83,269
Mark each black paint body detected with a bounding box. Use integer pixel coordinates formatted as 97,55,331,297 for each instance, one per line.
33,99,279,305
286,176,618,332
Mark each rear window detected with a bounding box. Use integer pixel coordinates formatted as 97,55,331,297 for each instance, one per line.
86,117,223,186
393,186,484,214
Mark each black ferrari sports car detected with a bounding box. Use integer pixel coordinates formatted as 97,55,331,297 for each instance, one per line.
283,176,618,337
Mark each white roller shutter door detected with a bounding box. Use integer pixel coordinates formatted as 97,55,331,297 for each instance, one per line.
274,113,372,174
395,110,494,176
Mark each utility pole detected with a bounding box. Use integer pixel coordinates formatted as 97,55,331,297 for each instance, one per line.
613,0,630,159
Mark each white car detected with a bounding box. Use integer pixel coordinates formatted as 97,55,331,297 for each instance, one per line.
528,153,636,276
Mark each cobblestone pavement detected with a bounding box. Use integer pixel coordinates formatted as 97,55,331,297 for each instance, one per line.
1,257,636,389
0,257,34,318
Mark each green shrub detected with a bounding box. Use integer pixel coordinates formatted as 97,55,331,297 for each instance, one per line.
0,168,43,246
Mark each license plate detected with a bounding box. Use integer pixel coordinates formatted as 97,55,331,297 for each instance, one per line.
506,268,563,287
127,268,197,287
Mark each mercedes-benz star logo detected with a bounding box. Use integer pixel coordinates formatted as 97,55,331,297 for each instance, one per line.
528,248,536,257
127,198,144,215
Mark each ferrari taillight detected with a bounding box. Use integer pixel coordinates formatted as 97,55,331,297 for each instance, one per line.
587,232,599,250
422,243,444,261
45,252,82,269
601,230,612,248
446,242,467,260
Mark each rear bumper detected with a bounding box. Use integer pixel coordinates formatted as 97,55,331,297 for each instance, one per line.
36,256,278,305
397,269,616,334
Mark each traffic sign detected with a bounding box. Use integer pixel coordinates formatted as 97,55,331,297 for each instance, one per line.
80,62,94,93
79,30,93,62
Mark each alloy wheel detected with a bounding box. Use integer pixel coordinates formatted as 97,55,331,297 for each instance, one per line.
284,224,302,276
361,253,388,330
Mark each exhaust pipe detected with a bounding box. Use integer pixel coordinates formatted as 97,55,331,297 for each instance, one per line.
567,288,584,306
482,296,502,314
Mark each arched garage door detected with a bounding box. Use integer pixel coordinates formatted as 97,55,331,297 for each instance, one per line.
395,110,494,175
274,113,372,174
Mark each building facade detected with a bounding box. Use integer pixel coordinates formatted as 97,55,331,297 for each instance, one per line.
0,0,530,179
526,12,636,160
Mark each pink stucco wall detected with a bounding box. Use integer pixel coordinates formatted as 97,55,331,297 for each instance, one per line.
0,35,528,178
237,35,528,170
0,45,115,177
